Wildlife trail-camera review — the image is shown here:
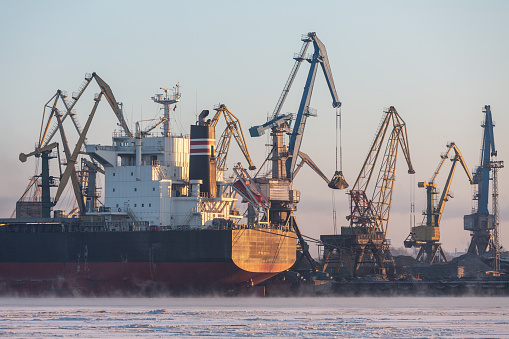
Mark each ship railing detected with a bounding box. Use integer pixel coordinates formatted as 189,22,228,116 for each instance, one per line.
79,220,150,231
232,223,291,232
158,225,195,231
170,133,190,139
139,132,190,139
155,223,291,232
116,160,185,167
148,160,187,168
92,145,116,152
111,131,190,139
112,131,131,138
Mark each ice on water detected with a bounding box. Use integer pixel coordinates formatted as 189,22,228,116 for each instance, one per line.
0,297,508,338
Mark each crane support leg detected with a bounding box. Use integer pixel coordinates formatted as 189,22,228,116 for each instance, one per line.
468,233,495,255
286,212,317,273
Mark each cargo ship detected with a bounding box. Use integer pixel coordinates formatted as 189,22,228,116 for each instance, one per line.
0,73,296,295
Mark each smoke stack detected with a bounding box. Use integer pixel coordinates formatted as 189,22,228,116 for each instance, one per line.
189,121,216,197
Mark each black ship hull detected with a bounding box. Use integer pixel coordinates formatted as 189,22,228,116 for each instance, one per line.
0,226,296,295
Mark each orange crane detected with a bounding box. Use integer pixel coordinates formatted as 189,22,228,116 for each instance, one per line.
404,142,473,264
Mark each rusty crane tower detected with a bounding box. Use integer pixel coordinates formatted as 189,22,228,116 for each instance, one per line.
321,106,414,278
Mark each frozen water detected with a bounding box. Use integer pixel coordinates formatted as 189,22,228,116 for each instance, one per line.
0,297,507,338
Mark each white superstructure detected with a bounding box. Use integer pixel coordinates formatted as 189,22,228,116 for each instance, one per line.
86,86,237,229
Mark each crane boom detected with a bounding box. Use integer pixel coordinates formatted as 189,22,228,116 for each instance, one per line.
54,92,103,208
136,118,168,137
247,33,342,274
42,72,131,148
322,106,413,278
92,73,132,137
19,142,58,163
286,32,341,179
372,108,414,238
475,105,497,214
293,151,329,183
270,37,310,121
53,106,85,214
351,111,393,193
41,74,94,148
405,142,472,264
348,106,414,237
435,144,472,225
209,104,256,171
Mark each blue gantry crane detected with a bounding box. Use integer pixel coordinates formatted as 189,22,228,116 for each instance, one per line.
464,105,504,256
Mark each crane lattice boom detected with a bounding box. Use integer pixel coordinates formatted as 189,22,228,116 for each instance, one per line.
348,106,414,238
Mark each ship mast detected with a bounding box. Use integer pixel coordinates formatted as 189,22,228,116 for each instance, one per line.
152,84,181,137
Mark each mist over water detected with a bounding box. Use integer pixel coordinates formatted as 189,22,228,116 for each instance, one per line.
0,297,507,337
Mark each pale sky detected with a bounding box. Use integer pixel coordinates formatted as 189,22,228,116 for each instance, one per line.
1,0,508,255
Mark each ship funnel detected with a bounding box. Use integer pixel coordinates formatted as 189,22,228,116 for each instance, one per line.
190,113,217,197
198,110,209,126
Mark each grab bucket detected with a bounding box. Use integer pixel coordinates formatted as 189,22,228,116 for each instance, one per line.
328,171,349,190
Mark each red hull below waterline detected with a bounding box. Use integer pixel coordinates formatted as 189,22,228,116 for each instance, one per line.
0,262,278,295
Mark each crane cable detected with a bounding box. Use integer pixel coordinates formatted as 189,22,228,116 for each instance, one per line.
329,107,348,190
410,171,416,231
332,106,342,234
336,106,342,172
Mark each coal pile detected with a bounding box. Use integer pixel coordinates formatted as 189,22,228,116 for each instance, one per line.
394,253,499,279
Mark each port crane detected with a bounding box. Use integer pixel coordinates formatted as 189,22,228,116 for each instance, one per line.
17,142,60,218
321,106,414,277
404,142,473,264
249,32,343,272
17,73,132,218
208,104,256,172
464,105,504,267
250,32,342,180
135,118,168,138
